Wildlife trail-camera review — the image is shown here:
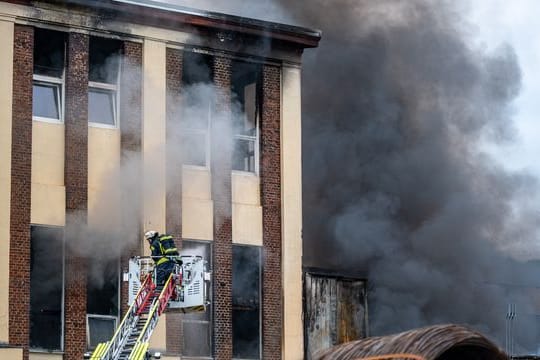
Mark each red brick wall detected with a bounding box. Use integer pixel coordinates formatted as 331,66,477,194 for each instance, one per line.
9,24,33,360
165,47,183,355
260,65,283,359
120,40,143,317
211,56,233,360
64,32,89,360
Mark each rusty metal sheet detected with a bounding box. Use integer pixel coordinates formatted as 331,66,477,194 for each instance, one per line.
304,272,368,359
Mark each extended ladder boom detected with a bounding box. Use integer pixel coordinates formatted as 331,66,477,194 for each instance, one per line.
88,255,210,360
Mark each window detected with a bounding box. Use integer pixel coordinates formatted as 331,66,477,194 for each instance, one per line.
181,51,214,167
86,258,120,349
232,245,261,359
181,240,212,357
88,37,121,127
231,62,261,174
33,29,65,122
30,226,64,351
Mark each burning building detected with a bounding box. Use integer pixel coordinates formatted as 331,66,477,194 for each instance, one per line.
0,0,320,359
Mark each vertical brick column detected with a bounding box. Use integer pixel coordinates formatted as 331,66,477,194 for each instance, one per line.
64,32,89,360
211,56,233,360
120,40,143,317
9,24,33,360
165,47,183,355
260,65,282,360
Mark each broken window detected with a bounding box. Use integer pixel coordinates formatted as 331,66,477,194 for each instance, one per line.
86,258,120,349
30,226,64,351
181,51,213,167
33,29,65,122
88,37,121,127
181,240,212,357
232,245,261,359
231,62,261,174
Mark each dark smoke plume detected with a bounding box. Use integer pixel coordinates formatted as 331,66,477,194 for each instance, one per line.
165,0,540,351
280,0,540,351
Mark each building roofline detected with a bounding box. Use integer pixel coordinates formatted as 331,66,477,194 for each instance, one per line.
28,0,321,48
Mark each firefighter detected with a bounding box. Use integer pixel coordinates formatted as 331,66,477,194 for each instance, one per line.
144,230,181,285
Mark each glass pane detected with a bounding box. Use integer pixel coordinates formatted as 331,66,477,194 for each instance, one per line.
33,83,60,119
232,138,256,172
89,89,115,125
180,132,207,167
30,226,63,350
87,317,116,349
233,246,261,359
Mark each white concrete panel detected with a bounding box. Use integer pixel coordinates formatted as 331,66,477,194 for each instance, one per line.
0,19,13,343
142,39,167,252
30,183,66,226
182,167,211,200
281,65,304,359
232,172,260,205
182,198,213,241
29,352,64,360
232,203,262,246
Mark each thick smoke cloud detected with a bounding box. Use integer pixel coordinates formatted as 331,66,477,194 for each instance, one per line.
163,0,540,351
281,0,540,351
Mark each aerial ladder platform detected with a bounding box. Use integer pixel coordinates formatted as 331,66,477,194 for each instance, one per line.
87,255,210,360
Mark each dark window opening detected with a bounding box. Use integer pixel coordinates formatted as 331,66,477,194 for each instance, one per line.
86,258,119,349
89,37,121,84
182,51,213,85
30,226,64,350
33,29,65,121
88,37,121,126
182,240,212,357
231,62,261,173
181,52,214,167
34,29,65,78
232,245,261,359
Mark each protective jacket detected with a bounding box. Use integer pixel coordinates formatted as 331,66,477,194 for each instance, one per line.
150,234,179,266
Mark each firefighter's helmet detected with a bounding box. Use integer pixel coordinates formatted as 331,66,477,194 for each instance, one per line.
144,230,158,241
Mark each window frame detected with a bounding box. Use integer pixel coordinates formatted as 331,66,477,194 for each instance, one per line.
88,80,119,129
181,101,212,170
232,121,260,176
86,314,118,350
32,72,65,124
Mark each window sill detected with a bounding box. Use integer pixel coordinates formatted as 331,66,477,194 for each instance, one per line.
88,122,118,130
29,349,64,354
232,170,258,177
33,116,63,124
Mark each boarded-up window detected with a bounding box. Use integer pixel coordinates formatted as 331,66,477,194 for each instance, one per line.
304,272,368,359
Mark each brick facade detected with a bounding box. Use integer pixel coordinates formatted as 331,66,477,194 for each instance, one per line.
9,24,33,360
211,56,233,360
120,40,143,317
260,65,283,359
64,32,89,360
165,47,183,355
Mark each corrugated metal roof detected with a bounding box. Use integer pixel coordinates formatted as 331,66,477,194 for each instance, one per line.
314,324,507,360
